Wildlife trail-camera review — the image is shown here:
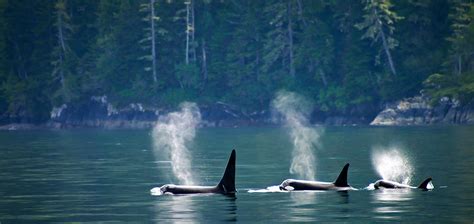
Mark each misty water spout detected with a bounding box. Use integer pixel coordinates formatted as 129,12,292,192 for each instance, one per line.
152,102,201,185
272,90,321,180
371,146,414,185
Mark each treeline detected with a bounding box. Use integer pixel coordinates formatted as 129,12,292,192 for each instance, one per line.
0,0,473,123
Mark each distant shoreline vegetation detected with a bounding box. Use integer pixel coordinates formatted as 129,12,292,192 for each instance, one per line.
0,1,473,126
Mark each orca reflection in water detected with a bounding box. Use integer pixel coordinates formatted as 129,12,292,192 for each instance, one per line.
279,163,355,191
152,150,236,195
372,177,433,190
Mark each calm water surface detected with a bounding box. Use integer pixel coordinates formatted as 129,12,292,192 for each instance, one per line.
0,126,473,223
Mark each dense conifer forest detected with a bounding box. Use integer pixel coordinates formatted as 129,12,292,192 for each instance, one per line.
0,0,473,123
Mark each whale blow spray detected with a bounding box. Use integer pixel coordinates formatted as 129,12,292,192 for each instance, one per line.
152,102,201,185
372,146,414,185
272,90,321,180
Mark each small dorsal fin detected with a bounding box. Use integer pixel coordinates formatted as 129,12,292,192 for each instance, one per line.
418,177,433,190
333,163,350,187
217,149,236,194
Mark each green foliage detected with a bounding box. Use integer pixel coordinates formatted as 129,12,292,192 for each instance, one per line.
175,63,200,90
424,72,474,105
394,0,449,97
0,0,6,73
2,74,50,123
0,0,473,123
445,1,474,75
0,0,7,114
356,0,402,43
355,0,402,76
422,2,474,106
50,0,77,105
161,88,197,108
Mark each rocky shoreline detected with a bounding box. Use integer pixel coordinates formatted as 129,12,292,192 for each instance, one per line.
1,95,473,130
0,96,274,130
370,96,474,125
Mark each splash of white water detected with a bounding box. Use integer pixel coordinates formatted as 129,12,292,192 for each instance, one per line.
371,146,414,185
248,186,284,193
152,102,201,185
272,90,321,180
150,187,163,196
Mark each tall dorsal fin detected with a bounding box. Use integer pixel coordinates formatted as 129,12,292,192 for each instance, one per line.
217,149,236,194
333,163,350,187
418,177,433,190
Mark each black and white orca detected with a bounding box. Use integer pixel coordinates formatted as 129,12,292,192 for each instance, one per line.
152,149,236,195
279,163,356,191
372,177,433,190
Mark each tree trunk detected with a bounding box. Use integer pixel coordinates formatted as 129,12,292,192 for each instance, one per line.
457,54,462,76
201,38,207,83
13,41,27,79
255,32,260,80
58,14,66,52
309,59,327,87
59,49,64,87
287,0,295,78
185,1,190,64
379,28,397,76
296,0,307,27
57,7,65,88
150,0,157,83
191,0,196,62
319,69,328,87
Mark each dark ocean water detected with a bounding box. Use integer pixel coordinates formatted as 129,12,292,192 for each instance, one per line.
0,126,473,223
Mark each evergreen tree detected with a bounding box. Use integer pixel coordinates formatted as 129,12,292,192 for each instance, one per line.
139,0,160,84
447,0,473,76
263,0,300,80
95,0,145,104
0,0,7,116
394,0,450,96
2,0,54,122
224,0,267,108
0,0,6,79
423,1,474,105
0,0,471,123
174,0,200,93
51,0,75,104
356,0,402,76
294,1,334,89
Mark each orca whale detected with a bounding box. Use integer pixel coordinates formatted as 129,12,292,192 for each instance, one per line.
152,149,236,195
279,163,355,191
372,177,433,190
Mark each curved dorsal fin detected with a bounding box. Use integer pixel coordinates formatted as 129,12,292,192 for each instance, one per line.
333,163,350,187
217,149,236,194
418,177,433,190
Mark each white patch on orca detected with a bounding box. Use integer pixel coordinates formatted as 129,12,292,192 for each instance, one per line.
426,181,434,190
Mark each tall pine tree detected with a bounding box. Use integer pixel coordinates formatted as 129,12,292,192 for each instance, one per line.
356,0,402,76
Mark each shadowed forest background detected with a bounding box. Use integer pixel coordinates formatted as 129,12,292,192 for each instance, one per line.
0,0,473,124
